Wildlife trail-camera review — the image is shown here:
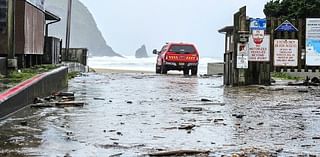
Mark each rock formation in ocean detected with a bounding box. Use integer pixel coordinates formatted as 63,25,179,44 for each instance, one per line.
135,45,148,58
45,0,121,56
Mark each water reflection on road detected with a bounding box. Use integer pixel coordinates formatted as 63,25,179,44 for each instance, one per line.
0,72,320,156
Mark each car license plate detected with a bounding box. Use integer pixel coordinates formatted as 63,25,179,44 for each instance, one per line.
178,63,185,66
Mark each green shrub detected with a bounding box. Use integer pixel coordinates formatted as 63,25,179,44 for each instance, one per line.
271,72,303,80
68,71,80,80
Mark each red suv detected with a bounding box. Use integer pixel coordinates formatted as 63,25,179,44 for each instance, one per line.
153,42,199,75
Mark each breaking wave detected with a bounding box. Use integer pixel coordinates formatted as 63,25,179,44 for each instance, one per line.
88,56,222,74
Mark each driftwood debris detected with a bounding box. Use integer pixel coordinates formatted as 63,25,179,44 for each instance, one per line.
288,77,320,86
182,107,203,112
55,101,85,107
178,124,196,130
149,150,210,156
31,101,85,108
31,103,55,108
55,92,75,97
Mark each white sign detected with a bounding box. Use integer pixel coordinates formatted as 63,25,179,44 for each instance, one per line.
237,43,248,69
237,56,248,69
26,0,45,10
238,43,249,56
248,34,270,62
306,18,320,66
274,39,298,66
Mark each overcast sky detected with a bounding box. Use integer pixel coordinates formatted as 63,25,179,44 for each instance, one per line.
79,0,269,58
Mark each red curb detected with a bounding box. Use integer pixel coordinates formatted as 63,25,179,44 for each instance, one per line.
0,74,45,102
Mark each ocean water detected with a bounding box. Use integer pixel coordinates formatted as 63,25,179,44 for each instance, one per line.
88,56,222,74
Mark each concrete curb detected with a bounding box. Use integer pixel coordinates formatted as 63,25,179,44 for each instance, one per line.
0,67,68,119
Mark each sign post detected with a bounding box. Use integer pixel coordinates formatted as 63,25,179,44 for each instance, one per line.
247,18,270,85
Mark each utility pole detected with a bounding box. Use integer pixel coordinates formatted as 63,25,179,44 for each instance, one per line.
65,0,73,61
7,0,17,74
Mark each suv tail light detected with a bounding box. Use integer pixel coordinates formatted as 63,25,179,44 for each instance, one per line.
168,56,178,60
166,55,199,61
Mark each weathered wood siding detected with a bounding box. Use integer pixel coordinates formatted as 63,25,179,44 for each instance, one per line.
0,0,45,55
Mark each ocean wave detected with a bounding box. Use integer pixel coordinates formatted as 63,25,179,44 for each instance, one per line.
88,56,223,74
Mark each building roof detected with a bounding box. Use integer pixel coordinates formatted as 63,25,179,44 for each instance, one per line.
218,26,234,33
45,10,60,21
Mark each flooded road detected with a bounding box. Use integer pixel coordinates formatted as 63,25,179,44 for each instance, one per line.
0,72,320,156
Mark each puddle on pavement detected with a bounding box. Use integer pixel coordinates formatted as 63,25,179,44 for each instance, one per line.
0,73,320,156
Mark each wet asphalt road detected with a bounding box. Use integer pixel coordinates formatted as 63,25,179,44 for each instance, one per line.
0,72,320,156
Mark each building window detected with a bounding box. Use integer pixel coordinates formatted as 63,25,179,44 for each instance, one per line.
0,0,7,34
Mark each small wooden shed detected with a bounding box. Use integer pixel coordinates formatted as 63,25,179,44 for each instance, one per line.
0,0,60,68
219,26,234,85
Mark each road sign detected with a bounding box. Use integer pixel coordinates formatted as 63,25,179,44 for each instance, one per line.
250,18,266,30
274,39,298,67
237,56,248,69
306,18,320,65
275,20,298,32
237,43,248,69
248,35,270,62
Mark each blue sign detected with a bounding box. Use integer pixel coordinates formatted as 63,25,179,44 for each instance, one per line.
250,18,266,30
275,20,298,32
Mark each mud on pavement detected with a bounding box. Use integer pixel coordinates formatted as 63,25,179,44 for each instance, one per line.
0,72,320,156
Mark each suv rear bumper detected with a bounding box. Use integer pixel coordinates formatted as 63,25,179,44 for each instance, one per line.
163,61,198,70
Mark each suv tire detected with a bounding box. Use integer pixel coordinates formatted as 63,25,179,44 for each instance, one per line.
191,67,198,76
160,64,167,74
183,69,189,75
156,65,161,74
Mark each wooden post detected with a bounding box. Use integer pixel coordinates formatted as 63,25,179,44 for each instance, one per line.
238,7,247,86
232,6,247,86
232,11,240,86
224,34,228,85
65,0,73,61
6,0,17,73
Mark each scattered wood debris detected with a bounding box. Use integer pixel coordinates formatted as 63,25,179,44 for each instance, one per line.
178,124,196,130
31,92,85,108
149,150,210,156
55,101,85,107
182,107,203,112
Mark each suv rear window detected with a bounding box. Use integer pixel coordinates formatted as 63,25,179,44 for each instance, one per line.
169,45,196,54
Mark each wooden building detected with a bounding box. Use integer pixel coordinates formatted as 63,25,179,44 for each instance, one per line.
219,26,234,85
220,6,271,86
0,0,60,68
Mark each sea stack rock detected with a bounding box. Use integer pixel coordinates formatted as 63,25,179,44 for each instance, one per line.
135,45,148,58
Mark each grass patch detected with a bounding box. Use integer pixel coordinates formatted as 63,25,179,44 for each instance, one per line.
271,72,303,81
31,64,58,73
6,70,37,84
0,65,59,92
68,71,80,80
